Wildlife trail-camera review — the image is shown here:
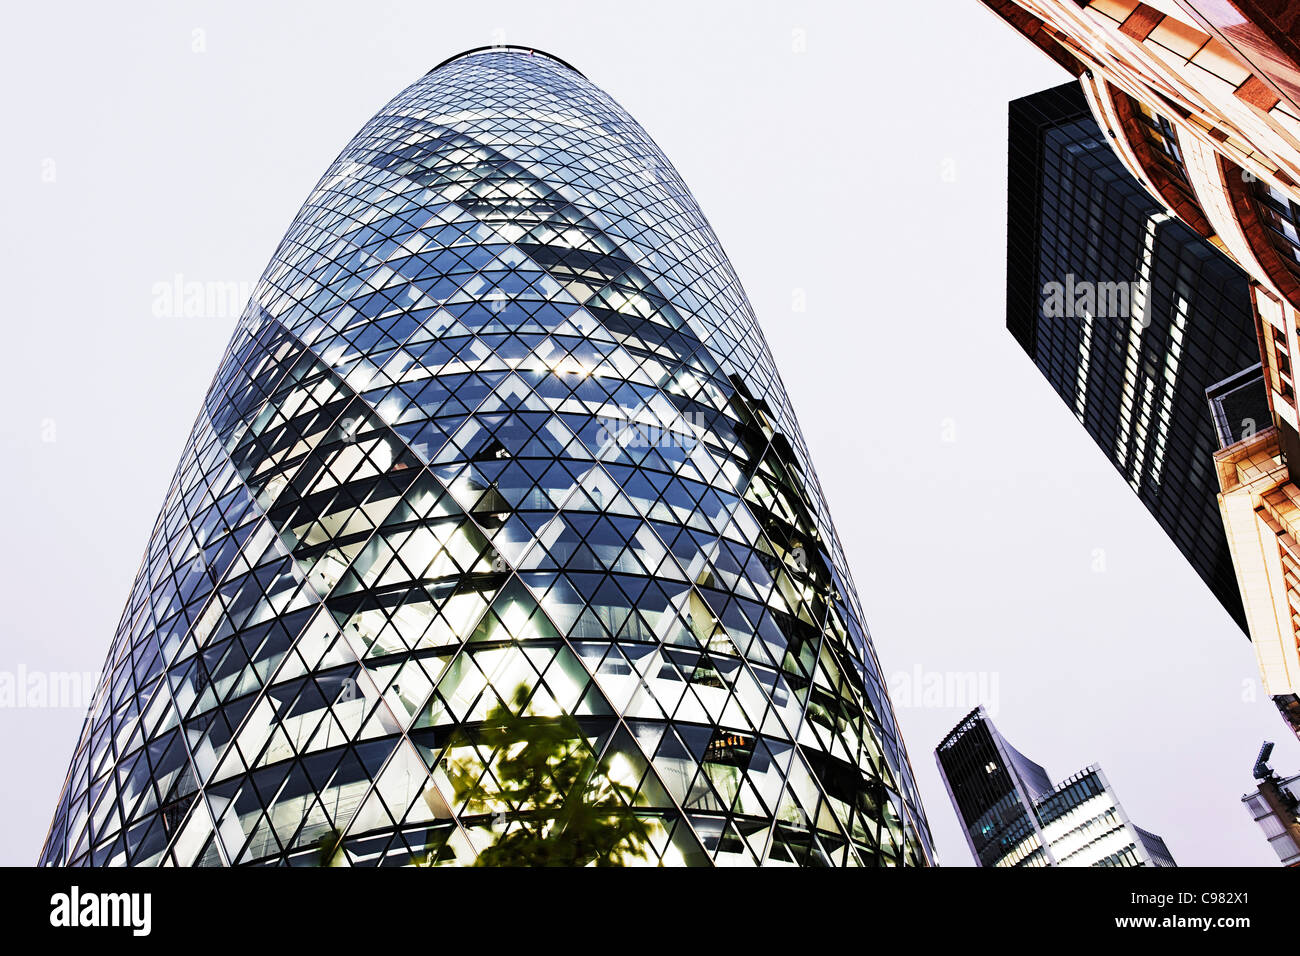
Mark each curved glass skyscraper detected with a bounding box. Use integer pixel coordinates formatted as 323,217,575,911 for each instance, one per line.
40,47,933,867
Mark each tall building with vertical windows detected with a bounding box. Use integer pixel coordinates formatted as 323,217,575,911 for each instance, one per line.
1007,81,1265,632
936,707,1176,867
1242,742,1300,866
1243,771,1300,865
37,47,934,867
983,0,1300,719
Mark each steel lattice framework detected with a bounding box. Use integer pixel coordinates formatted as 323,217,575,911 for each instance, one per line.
40,47,933,867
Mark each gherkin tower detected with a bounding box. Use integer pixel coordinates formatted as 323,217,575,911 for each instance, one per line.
40,47,933,867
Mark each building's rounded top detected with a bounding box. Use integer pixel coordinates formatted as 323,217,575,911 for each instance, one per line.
428,45,585,78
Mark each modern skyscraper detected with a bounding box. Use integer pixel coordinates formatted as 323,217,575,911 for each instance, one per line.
936,707,1176,867
1007,81,1266,633
982,0,1300,723
38,47,934,867
1242,741,1300,866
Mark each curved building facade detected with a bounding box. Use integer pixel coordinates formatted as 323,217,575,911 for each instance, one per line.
39,47,932,867
980,0,1300,726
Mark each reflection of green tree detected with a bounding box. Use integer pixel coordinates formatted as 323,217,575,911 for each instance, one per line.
447,685,653,866
315,826,344,866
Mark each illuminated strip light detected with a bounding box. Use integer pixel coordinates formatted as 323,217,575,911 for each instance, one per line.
1148,293,1188,486
1114,211,1174,491
1131,377,1157,492
1076,310,1094,420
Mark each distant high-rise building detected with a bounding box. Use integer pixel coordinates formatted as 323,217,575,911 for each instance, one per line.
37,46,935,867
984,0,1300,722
1241,741,1300,866
936,707,1176,866
1007,81,1265,631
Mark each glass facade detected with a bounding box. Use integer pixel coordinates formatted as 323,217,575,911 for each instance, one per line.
1251,177,1300,280
936,707,1175,867
1006,82,1266,634
38,47,933,867
1242,770,1300,866
1132,99,1190,190
1207,364,1268,449
933,708,1053,867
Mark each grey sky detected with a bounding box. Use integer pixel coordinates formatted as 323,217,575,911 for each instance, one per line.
1,0,1293,866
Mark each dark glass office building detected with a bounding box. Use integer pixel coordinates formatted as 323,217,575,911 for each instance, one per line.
933,708,1054,867
937,707,1175,867
38,47,934,867
1006,82,1267,633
